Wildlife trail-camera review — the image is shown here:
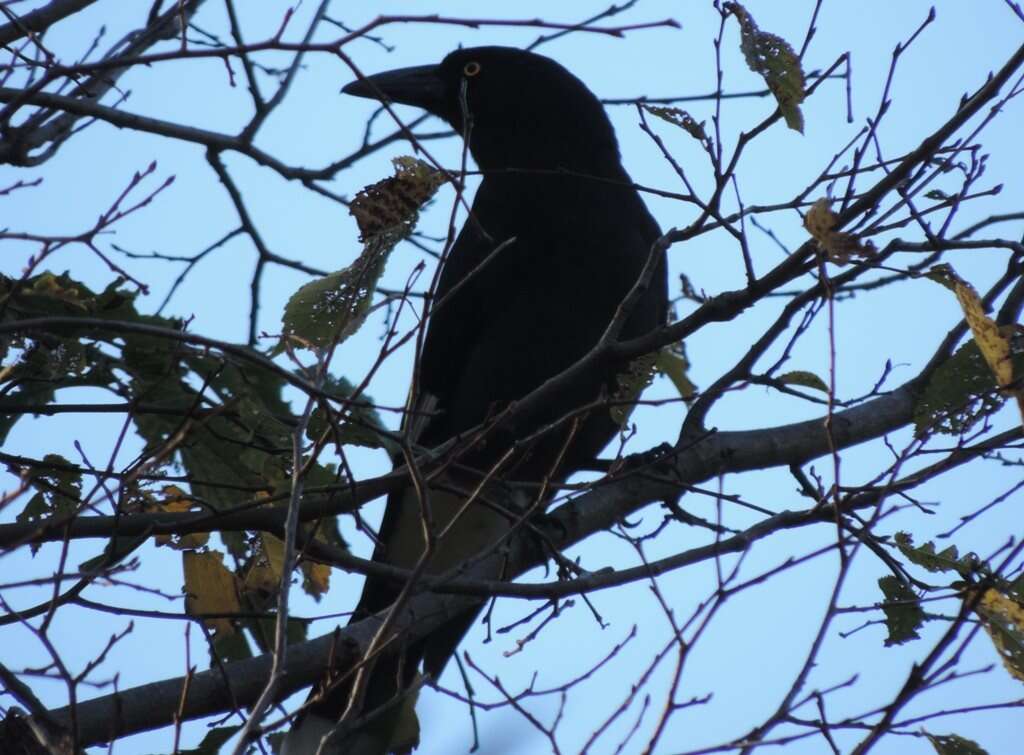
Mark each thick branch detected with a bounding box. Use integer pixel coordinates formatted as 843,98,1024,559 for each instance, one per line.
0,0,98,46
10,377,925,745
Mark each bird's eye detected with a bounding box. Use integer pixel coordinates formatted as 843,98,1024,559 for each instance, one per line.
463,61,482,77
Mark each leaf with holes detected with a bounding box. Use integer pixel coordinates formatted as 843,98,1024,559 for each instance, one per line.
878,576,924,646
281,157,444,351
643,105,708,141
928,264,1024,428
974,586,1024,683
894,532,979,578
913,341,1008,437
612,352,658,426
18,454,82,538
925,733,989,755
725,2,806,132
804,198,876,264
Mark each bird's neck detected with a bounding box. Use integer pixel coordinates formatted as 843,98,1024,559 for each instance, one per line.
472,149,628,188
468,117,622,177
469,160,639,243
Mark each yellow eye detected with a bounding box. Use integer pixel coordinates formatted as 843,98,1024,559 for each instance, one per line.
463,61,482,77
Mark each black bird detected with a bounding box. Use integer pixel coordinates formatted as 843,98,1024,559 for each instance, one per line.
283,46,668,754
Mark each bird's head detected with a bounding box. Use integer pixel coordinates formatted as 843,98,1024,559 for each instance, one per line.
342,46,620,173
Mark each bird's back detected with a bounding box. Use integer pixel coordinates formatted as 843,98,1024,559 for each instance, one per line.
418,167,666,470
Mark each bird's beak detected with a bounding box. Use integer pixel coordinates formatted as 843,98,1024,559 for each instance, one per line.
341,64,446,115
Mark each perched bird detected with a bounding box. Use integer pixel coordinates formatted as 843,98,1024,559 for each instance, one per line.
284,46,668,754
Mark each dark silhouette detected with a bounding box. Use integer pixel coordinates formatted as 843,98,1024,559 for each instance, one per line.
284,46,668,754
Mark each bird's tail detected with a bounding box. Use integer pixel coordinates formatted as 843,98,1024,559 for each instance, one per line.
283,483,513,753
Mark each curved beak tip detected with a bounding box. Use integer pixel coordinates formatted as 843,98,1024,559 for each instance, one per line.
340,79,369,97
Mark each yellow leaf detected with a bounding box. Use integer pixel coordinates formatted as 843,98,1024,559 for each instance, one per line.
242,533,286,597
803,198,876,264
182,550,240,639
803,198,835,241
974,586,1024,682
954,283,1012,387
302,560,331,600
160,484,190,503
30,272,89,310
655,349,697,400
980,588,1024,626
929,264,1023,428
152,486,208,550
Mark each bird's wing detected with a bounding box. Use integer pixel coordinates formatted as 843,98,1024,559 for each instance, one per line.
352,214,518,620
356,175,666,623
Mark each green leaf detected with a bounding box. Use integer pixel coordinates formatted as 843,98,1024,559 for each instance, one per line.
213,627,254,664
611,352,658,427
925,732,989,755
655,348,697,401
280,261,385,350
894,532,979,578
778,370,829,393
914,341,1007,436
175,725,242,755
18,454,82,526
0,272,303,529
877,575,924,646
300,461,349,558
614,347,697,425
388,684,421,755
306,376,395,452
0,273,126,443
725,2,806,132
123,344,298,545
642,105,708,141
